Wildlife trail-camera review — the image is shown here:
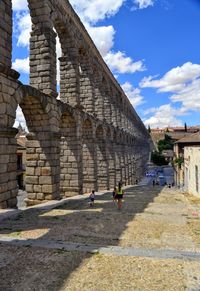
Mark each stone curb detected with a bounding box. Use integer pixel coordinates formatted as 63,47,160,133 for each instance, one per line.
1,236,200,262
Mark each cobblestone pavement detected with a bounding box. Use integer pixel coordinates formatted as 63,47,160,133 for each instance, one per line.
1,185,200,290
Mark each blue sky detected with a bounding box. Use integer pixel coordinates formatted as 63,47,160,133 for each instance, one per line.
12,0,200,128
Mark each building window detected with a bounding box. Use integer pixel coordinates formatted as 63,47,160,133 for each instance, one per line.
195,165,199,193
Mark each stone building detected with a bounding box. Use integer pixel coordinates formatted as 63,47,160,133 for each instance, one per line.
0,0,150,208
184,146,200,197
174,132,200,193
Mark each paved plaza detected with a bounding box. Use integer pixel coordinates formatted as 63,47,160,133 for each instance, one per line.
1,184,200,290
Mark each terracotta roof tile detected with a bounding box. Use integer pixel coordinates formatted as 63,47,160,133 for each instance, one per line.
175,131,200,144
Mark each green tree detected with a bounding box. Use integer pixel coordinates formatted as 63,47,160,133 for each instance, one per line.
174,156,184,169
151,151,168,166
184,122,187,132
148,125,151,133
157,134,173,153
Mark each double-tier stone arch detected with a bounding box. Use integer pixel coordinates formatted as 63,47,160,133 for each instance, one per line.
0,78,61,207
0,0,151,208
18,86,61,205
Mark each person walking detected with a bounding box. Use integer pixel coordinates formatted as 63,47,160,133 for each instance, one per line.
89,190,95,206
112,187,117,201
115,182,124,210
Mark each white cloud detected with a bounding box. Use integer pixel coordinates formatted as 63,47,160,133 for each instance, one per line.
70,0,125,24
143,104,185,128
132,0,155,9
14,106,27,130
140,62,200,113
56,36,62,84
71,0,146,74
140,62,200,92
12,0,28,11
105,51,145,74
87,24,145,74
12,57,29,74
121,82,144,107
86,25,115,56
15,12,31,47
171,79,200,111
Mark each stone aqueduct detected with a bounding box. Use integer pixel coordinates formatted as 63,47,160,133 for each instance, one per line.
0,0,150,208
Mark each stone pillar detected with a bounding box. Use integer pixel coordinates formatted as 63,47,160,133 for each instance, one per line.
121,105,127,129
110,98,117,127
60,112,80,197
0,0,21,209
30,27,57,97
116,104,122,128
79,54,94,113
121,145,126,185
134,144,142,182
131,154,136,184
0,127,18,209
104,95,112,124
108,141,116,188
124,147,129,185
94,73,104,120
0,0,12,68
115,143,122,185
59,55,79,106
25,132,60,206
128,118,132,134
82,121,96,193
75,109,84,195
96,138,109,190
128,151,132,185
60,135,80,197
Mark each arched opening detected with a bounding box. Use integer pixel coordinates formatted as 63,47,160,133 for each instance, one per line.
82,119,96,193
12,93,61,208
14,106,28,207
60,111,80,197
56,34,61,98
11,1,29,84
96,125,109,190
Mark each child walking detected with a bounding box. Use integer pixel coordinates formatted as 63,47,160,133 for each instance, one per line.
89,190,95,206
112,187,117,201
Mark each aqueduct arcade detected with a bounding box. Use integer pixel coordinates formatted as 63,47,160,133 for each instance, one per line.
0,0,150,208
